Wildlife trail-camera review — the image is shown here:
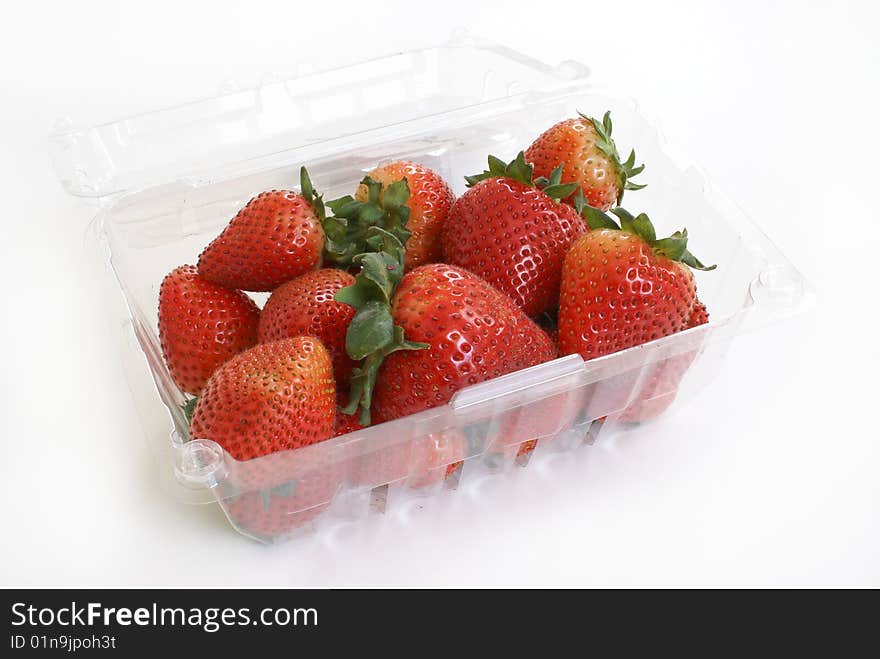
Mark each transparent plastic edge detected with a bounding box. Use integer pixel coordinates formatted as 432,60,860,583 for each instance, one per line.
49,33,590,200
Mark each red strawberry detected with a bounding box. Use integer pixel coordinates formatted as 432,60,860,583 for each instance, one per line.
334,414,364,437
334,393,366,437
545,326,559,351
190,336,336,461
688,299,709,327
619,299,710,423
258,268,357,386
442,153,587,317
197,169,326,292
158,265,260,395
355,161,455,271
558,207,714,361
371,263,556,423
525,111,645,211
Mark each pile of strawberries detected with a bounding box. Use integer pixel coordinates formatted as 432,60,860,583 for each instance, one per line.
158,111,714,531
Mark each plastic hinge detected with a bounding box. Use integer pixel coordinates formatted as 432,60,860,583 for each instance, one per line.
174,439,227,489
745,263,814,331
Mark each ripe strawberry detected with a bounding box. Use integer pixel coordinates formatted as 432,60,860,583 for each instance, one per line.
371,263,556,422
545,326,559,350
619,299,709,423
525,111,645,211
442,153,587,317
688,299,709,327
258,268,357,385
189,336,335,461
198,168,326,292
334,393,366,437
354,161,455,270
558,207,714,361
158,265,259,395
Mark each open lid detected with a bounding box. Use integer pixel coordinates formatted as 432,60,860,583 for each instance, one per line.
50,33,590,199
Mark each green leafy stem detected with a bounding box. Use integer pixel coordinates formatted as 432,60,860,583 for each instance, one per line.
465,151,579,203
327,177,428,425
577,199,716,271
582,110,646,205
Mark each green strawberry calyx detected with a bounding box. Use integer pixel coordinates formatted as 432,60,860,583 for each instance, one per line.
577,199,716,271
322,176,412,269
464,152,579,202
331,182,428,425
181,397,199,426
299,166,327,222
580,111,646,205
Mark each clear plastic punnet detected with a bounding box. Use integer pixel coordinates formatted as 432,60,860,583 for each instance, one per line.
52,35,811,543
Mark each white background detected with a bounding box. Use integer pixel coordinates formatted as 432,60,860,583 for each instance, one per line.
1,0,878,587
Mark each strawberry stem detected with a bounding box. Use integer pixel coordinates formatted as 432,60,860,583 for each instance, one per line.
181,397,199,426
329,177,428,425
579,110,646,205
465,153,578,202
322,176,413,269
465,151,535,187
299,167,326,221
580,203,716,271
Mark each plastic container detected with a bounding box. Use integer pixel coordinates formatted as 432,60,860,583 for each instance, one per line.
51,35,811,543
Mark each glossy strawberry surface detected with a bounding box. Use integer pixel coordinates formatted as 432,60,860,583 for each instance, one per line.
525,112,644,211
158,265,260,395
259,268,357,386
558,229,697,360
372,264,556,422
190,337,335,461
198,190,324,292
442,178,587,317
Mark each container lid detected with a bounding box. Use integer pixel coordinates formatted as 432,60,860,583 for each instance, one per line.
50,33,590,199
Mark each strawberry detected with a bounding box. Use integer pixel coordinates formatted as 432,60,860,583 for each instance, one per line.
354,161,455,270
688,299,709,327
197,168,326,292
334,412,365,437
442,153,587,317
258,268,358,385
370,263,556,423
189,336,336,461
158,265,260,395
545,326,559,350
525,111,645,212
558,207,714,361
334,393,366,437
619,299,709,423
